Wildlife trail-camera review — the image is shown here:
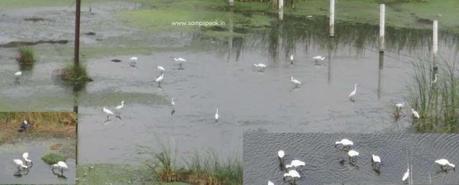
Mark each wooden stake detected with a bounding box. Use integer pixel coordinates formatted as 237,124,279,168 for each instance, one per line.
74,0,81,66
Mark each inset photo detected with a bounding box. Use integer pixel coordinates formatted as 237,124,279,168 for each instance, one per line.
0,112,76,184
244,132,459,185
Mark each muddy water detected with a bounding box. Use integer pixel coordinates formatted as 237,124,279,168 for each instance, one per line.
0,1,458,165
0,139,76,184
243,132,459,185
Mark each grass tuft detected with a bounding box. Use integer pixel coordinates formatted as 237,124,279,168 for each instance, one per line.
17,47,35,70
41,153,66,165
59,64,93,90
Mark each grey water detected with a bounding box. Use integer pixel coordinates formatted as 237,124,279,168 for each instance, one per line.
243,132,459,185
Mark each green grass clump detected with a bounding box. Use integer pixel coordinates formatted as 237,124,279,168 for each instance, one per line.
41,153,66,165
146,147,242,185
408,59,459,133
17,47,35,69
60,64,92,89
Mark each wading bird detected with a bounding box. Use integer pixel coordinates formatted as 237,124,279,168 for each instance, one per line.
348,150,359,163
286,159,305,169
155,73,164,88
18,120,30,132
335,138,354,150
51,161,68,176
13,159,28,171
268,180,274,185
290,54,294,64
214,108,219,122
290,76,302,88
22,152,33,167
435,159,455,172
170,98,176,116
157,65,165,72
312,56,325,65
14,71,22,78
411,108,420,119
348,84,358,102
129,56,138,68
174,57,186,70
394,102,405,120
402,168,410,184
432,73,439,84
283,169,301,184
253,63,267,72
371,154,382,172
115,100,124,119
278,150,286,169
102,107,114,122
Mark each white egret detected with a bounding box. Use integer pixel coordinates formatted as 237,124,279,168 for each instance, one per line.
115,101,125,110
268,180,274,185
432,73,438,84
402,168,410,183
155,73,164,88
157,65,165,72
335,138,354,150
171,98,176,116
312,56,325,65
22,152,33,167
102,107,114,121
348,150,359,163
289,54,294,64
411,108,420,119
283,169,301,183
278,150,286,169
129,56,138,68
348,84,358,102
174,57,186,69
13,159,28,171
51,161,68,176
14,71,22,77
371,154,382,171
394,102,405,120
290,76,302,88
253,63,267,72
435,159,455,171
286,159,305,168
214,108,219,122
395,102,405,110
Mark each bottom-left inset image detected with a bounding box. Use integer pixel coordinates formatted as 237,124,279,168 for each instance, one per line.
0,112,76,184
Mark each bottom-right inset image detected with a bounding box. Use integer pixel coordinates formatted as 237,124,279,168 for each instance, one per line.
243,132,459,185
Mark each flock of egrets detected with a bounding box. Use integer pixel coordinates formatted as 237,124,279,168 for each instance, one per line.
12,152,69,178
268,138,455,185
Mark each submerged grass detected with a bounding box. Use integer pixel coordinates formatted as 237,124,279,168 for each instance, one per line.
41,153,66,165
408,59,459,133
0,112,77,144
59,64,93,90
144,147,242,185
17,47,35,70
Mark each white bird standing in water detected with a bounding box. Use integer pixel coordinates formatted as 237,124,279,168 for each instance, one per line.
102,107,114,121
22,152,32,167
435,159,455,171
157,65,165,72
432,73,439,84
290,76,302,88
268,180,274,185
289,54,294,64
129,56,138,68
335,138,354,150
395,102,405,110
155,73,164,88
371,154,382,171
13,159,28,171
402,168,410,183
312,56,325,65
214,108,219,122
253,63,267,72
286,159,306,168
283,169,301,183
14,71,22,83
170,98,176,116
348,84,358,102
115,101,125,110
411,108,420,119
348,150,359,163
174,57,186,70
51,161,68,176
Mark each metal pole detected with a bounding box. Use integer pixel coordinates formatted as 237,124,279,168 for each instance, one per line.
379,4,385,53
329,0,335,37
229,0,234,7
74,0,81,66
433,20,438,68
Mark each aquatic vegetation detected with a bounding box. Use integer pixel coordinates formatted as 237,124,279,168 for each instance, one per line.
41,153,66,165
60,64,93,90
77,164,157,185
17,47,35,70
0,112,76,144
145,148,242,185
408,59,459,133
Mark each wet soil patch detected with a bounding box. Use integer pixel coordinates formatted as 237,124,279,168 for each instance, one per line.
0,40,68,48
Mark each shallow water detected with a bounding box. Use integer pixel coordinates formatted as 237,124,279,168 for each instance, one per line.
0,1,458,165
0,139,76,184
243,132,459,185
